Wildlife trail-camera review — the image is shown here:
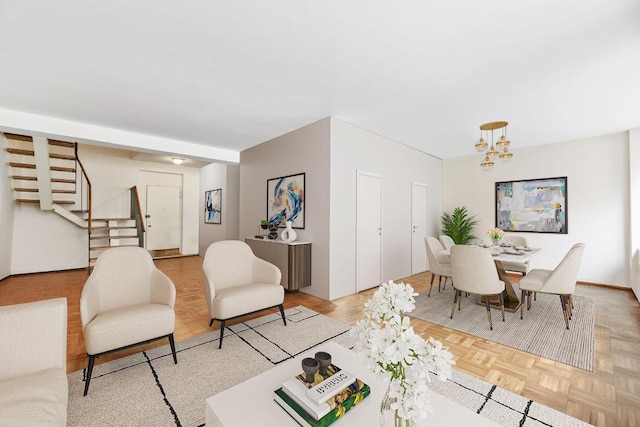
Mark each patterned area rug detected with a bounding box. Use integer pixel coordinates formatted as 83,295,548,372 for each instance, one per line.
410,287,595,371
67,306,592,426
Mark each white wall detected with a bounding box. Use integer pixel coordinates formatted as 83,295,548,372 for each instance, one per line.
443,132,629,287
239,119,331,299
330,119,443,300
199,163,240,255
0,139,15,280
629,128,640,300
10,144,201,274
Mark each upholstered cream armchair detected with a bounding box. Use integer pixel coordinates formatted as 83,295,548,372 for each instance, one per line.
519,243,585,329
451,245,506,330
425,236,452,296
203,240,286,349
80,246,177,396
0,298,68,426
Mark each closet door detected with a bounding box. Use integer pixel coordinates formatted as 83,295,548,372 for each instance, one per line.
356,170,383,292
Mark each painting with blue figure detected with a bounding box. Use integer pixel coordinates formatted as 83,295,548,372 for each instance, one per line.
267,172,305,229
205,188,222,224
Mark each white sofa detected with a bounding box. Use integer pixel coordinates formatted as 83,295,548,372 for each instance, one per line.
0,297,68,426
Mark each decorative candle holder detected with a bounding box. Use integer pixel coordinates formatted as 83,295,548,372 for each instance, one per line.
301,357,319,383
314,351,332,377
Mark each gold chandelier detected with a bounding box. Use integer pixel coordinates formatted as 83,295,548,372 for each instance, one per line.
475,121,513,171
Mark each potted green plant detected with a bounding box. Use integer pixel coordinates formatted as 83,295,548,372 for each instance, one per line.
260,220,269,230
441,206,479,245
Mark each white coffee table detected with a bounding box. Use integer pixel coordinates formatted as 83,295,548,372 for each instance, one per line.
205,341,500,426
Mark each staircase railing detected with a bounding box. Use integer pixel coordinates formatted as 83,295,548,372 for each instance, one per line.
130,186,145,247
74,143,92,234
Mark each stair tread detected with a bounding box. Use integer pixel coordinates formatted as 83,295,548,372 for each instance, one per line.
52,178,75,183
13,188,38,192
11,175,37,181
92,226,137,230
90,244,140,250
15,199,39,203
49,153,75,160
50,166,75,172
52,200,75,204
90,235,139,240
9,162,36,169
3,133,32,142
6,148,34,156
92,217,135,221
48,140,75,148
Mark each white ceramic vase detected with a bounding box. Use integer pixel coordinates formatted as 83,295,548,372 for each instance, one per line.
280,221,297,242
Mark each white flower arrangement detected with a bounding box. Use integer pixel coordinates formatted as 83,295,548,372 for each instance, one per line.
350,280,455,425
486,228,505,240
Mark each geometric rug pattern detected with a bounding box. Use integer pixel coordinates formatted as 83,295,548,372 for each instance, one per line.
67,306,592,426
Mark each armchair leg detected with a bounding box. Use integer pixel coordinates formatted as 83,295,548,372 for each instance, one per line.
209,318,214,327
83,355,96,396
168,333,178,364
438,275,443,292
218,319,226,349
499,293,505,322
278,304,287,326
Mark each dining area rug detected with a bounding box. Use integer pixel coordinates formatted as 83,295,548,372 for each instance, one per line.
410,286,595,371
66,306,592,426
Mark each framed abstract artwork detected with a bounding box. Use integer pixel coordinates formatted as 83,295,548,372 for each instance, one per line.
204,188,222,224
266,172,305,229
495,176,567,234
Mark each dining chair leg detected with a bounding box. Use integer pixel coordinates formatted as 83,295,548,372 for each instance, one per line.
438,275,443,292
499,293,505,322
560,295,570,330
428,274,435,297
520,290,525,319
458,291,462,311
450,290,459,319
527,291,532,310
567,294,573,319
484,297,493,330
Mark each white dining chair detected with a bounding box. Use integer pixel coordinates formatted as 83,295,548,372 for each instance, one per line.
519,243,585,329
500,235,530,275
439,234,455,250
450,245,505,330
425,237,452,297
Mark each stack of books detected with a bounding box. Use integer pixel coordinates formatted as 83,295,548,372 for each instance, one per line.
273,363,371,427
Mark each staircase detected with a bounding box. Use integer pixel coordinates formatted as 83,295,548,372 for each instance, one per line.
4,133,145,267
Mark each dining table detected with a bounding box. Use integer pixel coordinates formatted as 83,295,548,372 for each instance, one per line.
440,245,541,312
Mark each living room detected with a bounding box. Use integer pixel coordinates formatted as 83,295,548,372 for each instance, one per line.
1,2,639,426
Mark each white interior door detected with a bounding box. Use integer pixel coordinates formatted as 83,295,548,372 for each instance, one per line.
356,171,383,292
146,185,181,251
411,182,428,275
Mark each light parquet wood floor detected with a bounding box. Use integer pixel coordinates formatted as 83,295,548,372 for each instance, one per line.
1,255,639,427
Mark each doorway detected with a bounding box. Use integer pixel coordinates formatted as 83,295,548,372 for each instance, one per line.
411,182,428,275
356,170,383,292
145,185,182,255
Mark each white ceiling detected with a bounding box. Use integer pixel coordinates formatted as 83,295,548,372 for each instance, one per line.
1,1,639,160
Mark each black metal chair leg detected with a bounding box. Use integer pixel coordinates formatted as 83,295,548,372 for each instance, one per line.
520,290,525,319
83,355,96,396
499,293,505,321
279,304,287,326
218,319,226,349
168,333,178,364
209,318,214,327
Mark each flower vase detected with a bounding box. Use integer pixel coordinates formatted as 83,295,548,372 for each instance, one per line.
280,221,297,242
379,379,415,427
492,237,501,247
